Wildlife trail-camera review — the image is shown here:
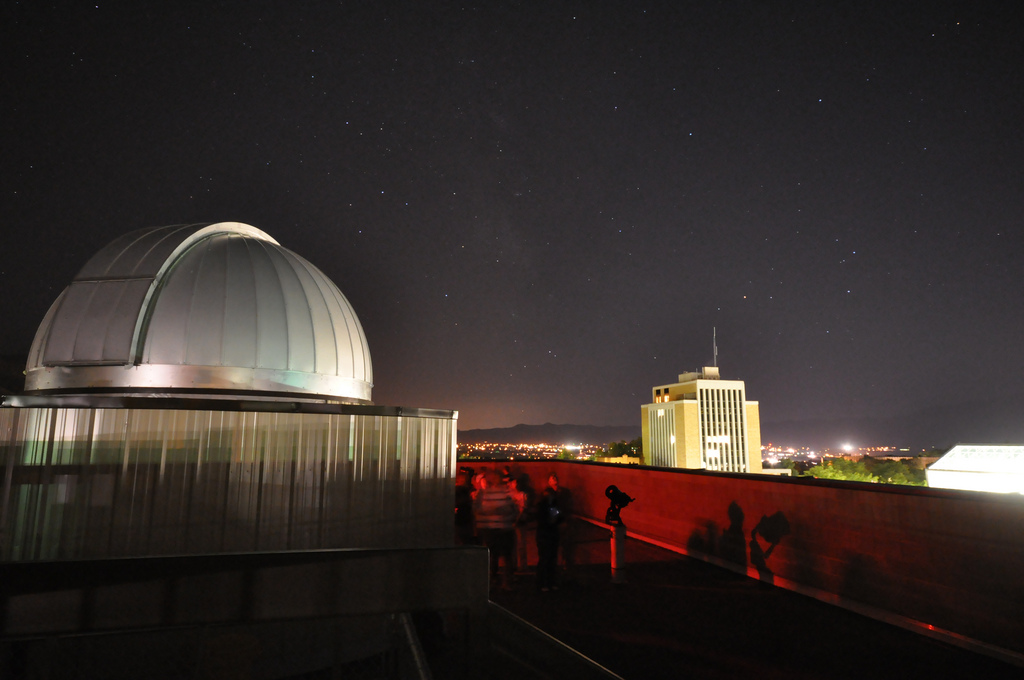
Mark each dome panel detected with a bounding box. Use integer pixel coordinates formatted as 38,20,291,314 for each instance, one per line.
40,279,153,365
319,262,371,380
26,222,372,402
77,224,197,279
250,240,290,370
26,291,62,370
180,236,227,366
38,283,92,364
267,245,316,373
218,236,259,369
290,253,341,375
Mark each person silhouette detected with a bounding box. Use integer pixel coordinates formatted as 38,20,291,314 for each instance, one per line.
535,473,567,591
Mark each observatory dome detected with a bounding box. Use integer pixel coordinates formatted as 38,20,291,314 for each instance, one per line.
25,222,373,402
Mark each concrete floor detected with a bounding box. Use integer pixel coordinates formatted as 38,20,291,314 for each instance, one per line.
488,520,1022,680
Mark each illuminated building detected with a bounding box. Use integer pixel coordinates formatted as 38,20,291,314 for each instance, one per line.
926,444,1024,494
0,222,457,561
641,366,762,473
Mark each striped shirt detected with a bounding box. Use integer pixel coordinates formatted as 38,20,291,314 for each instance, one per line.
474,488,517,530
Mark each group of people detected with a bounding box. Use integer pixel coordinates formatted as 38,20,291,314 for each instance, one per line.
454,466,569,591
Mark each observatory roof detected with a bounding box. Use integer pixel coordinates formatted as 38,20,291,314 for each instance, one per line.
26,222,372,402
929,445,1024,475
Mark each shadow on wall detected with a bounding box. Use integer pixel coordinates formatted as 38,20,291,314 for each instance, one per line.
840,552,881,604
687,519,720,559
787,532,821,591
721,501,748,568
687,502,791,583
749,511,791,584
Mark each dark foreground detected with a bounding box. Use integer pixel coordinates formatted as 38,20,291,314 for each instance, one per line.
489,520,1021,680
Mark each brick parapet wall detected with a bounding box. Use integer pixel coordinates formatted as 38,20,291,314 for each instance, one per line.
493,459,1024,660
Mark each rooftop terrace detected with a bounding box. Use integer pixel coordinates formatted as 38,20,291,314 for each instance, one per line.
491,519,1021,679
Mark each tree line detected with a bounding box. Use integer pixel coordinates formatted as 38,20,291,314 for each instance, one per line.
779,456,928,486
593,441,929,486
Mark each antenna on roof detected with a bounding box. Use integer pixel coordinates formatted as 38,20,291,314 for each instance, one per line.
713,327,718,367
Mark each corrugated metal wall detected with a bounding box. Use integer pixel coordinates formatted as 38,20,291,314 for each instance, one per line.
0,406,456,561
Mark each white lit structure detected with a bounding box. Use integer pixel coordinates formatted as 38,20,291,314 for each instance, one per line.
641,366,762,473
926,445,1024,494
0,223,457,561
25,222,372,400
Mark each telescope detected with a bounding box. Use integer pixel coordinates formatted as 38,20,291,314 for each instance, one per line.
604,485,635,525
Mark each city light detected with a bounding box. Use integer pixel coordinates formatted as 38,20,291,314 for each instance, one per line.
760,443,929,465
458,441,606,461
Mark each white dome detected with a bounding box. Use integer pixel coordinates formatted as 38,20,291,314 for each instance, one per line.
26,223,373,402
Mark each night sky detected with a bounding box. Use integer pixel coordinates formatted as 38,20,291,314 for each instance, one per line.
2,2,1022,447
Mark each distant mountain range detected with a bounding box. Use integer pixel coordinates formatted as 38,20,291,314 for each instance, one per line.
458,423,640,445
